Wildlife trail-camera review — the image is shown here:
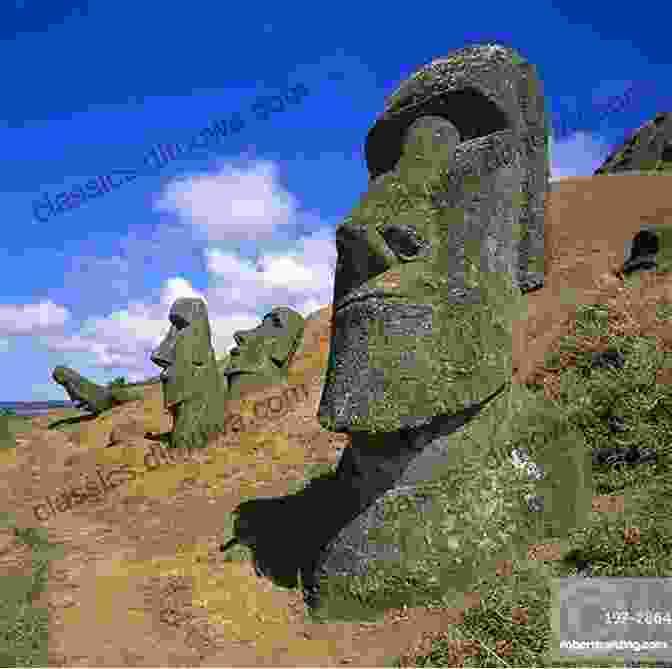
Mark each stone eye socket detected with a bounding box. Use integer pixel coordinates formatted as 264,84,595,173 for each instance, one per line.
265,314,283,328
170,315,190,331
378,223,430,260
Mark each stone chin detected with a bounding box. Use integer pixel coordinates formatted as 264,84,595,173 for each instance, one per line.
224,369,282,399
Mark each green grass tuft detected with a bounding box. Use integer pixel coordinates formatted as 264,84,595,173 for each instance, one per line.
0,513,65,667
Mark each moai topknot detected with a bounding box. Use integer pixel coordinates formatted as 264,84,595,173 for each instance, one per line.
150,298,228,451
223,307,305,400
302,45,590,621
52,366,144,415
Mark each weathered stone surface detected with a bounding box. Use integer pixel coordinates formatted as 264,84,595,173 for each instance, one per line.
307,44,590,621
363,43,550,294
320,46,544,435
303,383,592,619
150,298,228,451
52,366,143,415
595,112,672,175
223,307,305,400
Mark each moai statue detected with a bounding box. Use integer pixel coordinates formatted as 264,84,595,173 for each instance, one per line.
52,366,144,415
150,298,228,452
302,44,591,621
223,307,305,400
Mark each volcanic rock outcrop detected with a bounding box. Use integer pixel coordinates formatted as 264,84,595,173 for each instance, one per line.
595,112,672,175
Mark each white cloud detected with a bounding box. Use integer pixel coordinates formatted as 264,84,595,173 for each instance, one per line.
0,300,70,335
550,131,612,181
154,160,300,242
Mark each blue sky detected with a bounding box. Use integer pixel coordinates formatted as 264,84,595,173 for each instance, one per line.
2,0,670,401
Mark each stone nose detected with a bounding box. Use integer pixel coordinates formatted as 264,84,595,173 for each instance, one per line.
333,223,397,305
150,343,175,369
150,353,171,369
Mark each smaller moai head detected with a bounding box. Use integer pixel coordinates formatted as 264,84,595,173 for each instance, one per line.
631,229,660,257
224,307,305,399
620,224,672,277
151,297,227,451
52,365,113,414
150,298,219,409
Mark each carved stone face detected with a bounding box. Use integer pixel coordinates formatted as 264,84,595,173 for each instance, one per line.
52,365,112,414
224,307,305,398
318,45,549,434
150,298,217,409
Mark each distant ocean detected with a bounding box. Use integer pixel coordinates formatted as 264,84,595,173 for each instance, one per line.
0,401,77,417
0,377,162,418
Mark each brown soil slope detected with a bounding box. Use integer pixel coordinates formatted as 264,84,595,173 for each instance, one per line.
1,174,672,667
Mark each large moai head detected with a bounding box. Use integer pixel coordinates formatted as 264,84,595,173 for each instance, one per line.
318,44,549,435
223,307,305,400
52,365,115,414
150,298,227,450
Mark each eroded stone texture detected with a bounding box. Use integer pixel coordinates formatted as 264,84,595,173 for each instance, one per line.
306,45,590,620
595,113,672,175
150,298,228,451
52,366,143,415
223,307,305,400
303,384,592,619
